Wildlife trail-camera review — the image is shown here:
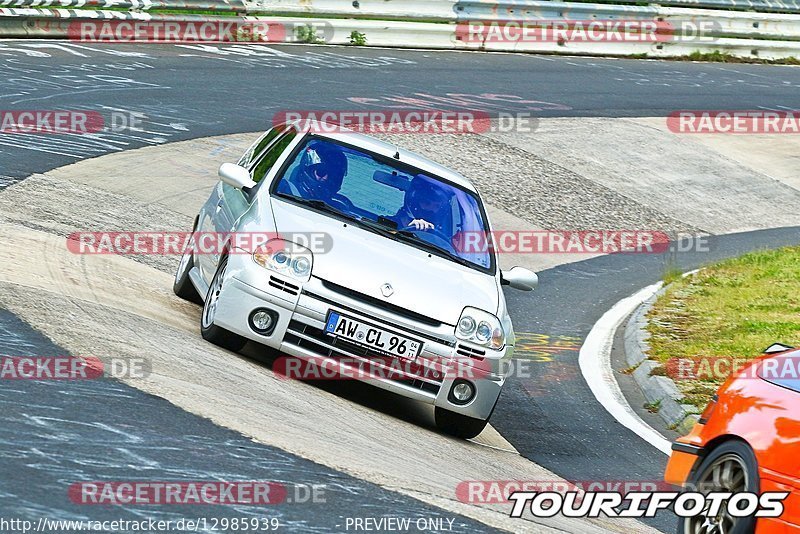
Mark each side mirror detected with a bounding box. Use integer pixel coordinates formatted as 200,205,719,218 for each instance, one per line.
501,266,538,291
218,163,257,190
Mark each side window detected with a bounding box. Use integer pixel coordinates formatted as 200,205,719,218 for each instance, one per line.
239,127,283,168
251,129,297,184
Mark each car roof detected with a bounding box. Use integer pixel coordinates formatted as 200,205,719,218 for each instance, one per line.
288,120,478,192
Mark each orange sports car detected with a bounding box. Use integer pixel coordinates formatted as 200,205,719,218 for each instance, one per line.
665,343,800,533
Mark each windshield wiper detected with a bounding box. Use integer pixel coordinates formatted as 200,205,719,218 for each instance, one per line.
354,217,401,238
278,195,350,220
352,217,476,268
281,198,404,242
389,229,478,269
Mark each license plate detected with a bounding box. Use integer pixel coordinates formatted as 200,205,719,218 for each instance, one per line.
325,312,422,360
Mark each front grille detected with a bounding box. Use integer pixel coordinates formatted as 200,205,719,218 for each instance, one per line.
319,279,442,328
284,320,442,395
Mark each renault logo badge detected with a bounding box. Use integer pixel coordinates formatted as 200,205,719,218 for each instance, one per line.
381,283,394,297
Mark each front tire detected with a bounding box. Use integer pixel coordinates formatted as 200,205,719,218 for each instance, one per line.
434,407,488,439
201,255,247,353
173,240,202,304
679,440,759,534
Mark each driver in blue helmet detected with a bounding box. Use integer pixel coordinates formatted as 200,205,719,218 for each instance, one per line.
393,175,450,234
281,140,351,207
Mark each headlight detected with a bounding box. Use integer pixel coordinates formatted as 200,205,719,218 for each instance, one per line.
253,239,313,282
475,322,493,343
291,256,311,278
457,316,476,337
455,307,504,349
273,251,290,267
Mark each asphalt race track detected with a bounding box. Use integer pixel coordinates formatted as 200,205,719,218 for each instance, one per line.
4,41,800,182
3,40,800,533
498,226,800,532
0,310,496,533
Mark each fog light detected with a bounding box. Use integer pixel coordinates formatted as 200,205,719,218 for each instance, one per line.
449,379,475,405
249,309,278,336
252,311,273,330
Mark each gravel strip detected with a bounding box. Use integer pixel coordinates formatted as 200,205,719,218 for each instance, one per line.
0,173,186,274
375,133,699,236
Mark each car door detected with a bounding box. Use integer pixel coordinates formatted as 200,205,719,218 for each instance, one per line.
200,125,298,284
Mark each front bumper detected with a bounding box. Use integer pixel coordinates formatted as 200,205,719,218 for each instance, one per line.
665,441,705,487
212,253,511,421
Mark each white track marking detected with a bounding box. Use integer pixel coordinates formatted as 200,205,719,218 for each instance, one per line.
579,283,672,455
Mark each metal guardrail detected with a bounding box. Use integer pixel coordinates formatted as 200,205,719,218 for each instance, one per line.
456,0,800,14
1,0,800,60
455,0,659,20
661,7,800,39
0,0,246,11
2,0,800,17
242,0,456,20
451,0,800,40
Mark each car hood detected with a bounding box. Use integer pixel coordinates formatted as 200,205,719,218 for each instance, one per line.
270,199,498,325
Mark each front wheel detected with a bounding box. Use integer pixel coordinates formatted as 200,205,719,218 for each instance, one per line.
201,255,247,353
679,440,759,534
434,407,488,439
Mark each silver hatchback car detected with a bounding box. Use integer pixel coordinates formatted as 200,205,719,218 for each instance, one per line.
174,121,538,438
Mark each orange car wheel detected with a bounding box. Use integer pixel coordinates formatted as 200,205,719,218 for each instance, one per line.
679,440,759,534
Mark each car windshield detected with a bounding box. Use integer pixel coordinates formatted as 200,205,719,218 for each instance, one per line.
272,136,493,272
759,353,800,393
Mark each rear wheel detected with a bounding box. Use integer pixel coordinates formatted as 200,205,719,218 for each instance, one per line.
201,255,247,352
679,440,759,534
173,238,202,304
434,407,488,439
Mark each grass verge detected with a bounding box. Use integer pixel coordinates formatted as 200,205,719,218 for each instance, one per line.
645,246,800,406
629,50,800,65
